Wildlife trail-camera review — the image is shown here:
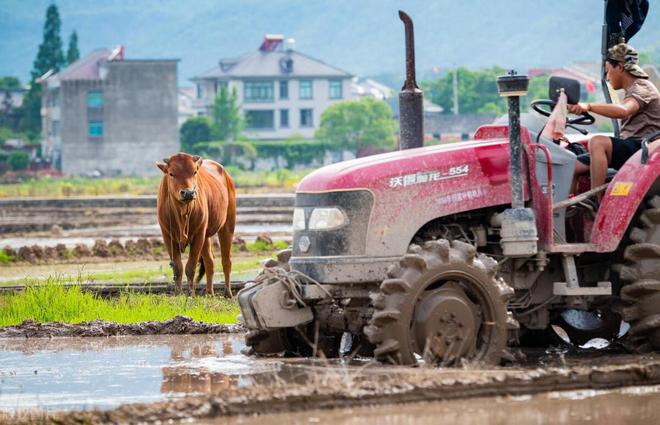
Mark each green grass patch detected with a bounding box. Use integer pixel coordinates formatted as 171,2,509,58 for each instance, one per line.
0,169,312,198
0,257,266,287
247,240,289,253
0,282,239,326
0,249,12,264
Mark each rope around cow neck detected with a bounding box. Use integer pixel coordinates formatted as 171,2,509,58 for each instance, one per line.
167,175,198,281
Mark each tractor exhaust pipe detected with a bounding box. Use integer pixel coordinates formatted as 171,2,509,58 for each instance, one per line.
398,10,423,150
496,70,529,209
495,70,538,257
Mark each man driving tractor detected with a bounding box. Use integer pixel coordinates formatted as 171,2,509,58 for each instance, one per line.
569,42,660,203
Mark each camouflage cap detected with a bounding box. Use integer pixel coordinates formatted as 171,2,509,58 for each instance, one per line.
607,42,648,78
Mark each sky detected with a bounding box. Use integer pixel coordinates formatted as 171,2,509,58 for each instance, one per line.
1,0,658,86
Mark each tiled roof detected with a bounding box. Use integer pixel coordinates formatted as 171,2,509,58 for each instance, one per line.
194,49,352,80
56,49,111,81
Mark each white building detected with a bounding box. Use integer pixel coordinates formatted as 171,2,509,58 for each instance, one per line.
191,35,353,140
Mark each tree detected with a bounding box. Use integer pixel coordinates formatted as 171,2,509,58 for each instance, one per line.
316,98,397,153
20,4,66,137
32,4,65,80
8,151,29,171
66,30,80,65
180,116,213,153
421,67,550,116
211,85,243,141
0,77,21,89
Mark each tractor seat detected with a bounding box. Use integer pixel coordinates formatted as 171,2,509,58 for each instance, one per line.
576,153,618,182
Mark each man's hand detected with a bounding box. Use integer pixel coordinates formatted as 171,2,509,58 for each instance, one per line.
568,103,590,115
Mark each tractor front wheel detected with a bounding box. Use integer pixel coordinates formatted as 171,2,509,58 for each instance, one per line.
364,239,513,366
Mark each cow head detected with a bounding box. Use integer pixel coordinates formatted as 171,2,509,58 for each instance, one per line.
156,153,203,204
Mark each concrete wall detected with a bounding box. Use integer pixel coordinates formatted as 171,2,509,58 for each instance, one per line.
60,60,180,176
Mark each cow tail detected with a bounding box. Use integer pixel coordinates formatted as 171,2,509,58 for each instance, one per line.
195,259,206,284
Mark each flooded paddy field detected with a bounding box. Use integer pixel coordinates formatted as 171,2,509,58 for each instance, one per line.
0,195,294,247
2,333,660,423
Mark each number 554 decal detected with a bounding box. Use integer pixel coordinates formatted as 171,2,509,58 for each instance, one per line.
389,165,470,188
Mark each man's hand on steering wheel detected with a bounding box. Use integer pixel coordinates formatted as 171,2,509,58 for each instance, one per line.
531,99,595,129
567,103,591,115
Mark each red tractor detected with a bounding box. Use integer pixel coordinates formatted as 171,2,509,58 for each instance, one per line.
238,1,660,365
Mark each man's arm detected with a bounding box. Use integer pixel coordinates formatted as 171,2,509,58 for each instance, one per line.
568,97,640,119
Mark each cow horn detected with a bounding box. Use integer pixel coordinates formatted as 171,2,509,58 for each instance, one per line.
192,155,201,162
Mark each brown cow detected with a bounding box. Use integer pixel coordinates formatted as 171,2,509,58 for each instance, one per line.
156,153,236,298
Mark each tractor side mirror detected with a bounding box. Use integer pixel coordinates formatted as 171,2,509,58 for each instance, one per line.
549,76,580,105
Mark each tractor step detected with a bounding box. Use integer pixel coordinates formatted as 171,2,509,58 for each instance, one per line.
553,281,612,296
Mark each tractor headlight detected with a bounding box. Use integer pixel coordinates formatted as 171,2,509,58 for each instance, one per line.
293,208,306,231
308,207,348,230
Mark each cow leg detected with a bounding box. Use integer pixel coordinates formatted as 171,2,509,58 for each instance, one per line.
218,226,234,299
201,237,215,296
186,234,205,296
164,232,184,294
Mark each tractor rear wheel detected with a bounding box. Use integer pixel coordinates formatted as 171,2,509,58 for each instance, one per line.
614,195,660,351
364,239,513,366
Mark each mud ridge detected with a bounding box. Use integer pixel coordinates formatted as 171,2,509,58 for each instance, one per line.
10,355,660,424
0,315,244,338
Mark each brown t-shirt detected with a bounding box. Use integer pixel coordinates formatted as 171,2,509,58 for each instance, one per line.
620,78,660,139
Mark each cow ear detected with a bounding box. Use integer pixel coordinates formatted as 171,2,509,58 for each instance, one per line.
192,155,202,166
156,161,167,173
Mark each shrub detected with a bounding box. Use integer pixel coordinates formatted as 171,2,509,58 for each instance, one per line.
8,151,29,171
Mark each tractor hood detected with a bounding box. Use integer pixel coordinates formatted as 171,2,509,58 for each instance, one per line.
298,137,511,193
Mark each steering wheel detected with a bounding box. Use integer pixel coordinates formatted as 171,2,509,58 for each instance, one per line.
531,99,595,127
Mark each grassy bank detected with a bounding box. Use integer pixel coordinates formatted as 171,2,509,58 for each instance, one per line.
0,257,264,287
0,168,312,198
0,283,239,326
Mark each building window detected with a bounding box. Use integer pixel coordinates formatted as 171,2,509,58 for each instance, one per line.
299,80,312,99
88,120,103,137
329,80,342,99
52,120,60,137
245,110,274,129
196,83,203,99
279,80,289,99
48,89,60,107
280,109,289,128
87,90,103,108
244,81,274,102
300,109,313,127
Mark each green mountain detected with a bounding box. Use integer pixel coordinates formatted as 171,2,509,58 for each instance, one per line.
1,0,658,86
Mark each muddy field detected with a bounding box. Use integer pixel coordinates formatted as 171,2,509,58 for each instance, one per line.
2,194,660,423
2,332,660,424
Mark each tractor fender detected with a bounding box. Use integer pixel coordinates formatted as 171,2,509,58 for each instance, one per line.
592,148,660,252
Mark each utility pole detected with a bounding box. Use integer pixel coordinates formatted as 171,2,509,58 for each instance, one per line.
452,66,459,115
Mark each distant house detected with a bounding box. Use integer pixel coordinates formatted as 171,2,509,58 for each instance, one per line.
177,86,196,127
191,35,353,140
0,87,25,111
40,47,179,176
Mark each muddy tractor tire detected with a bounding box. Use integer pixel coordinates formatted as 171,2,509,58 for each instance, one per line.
364,239,513,366
242,249,341,358
615,195,660,352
